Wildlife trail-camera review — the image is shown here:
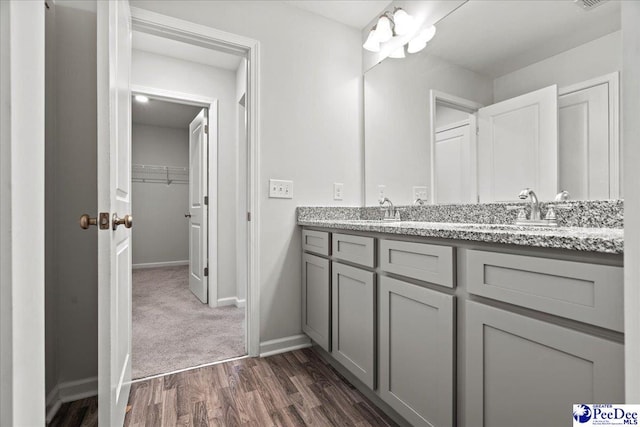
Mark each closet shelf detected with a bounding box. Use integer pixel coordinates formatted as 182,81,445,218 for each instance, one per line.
132,164,189,185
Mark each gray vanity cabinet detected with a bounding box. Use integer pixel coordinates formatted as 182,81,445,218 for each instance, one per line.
332,261,376,389
302,252,331,351
379,276,455,427
465,300,624,427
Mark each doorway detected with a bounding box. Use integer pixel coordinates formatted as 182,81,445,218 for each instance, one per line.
129,29,250,378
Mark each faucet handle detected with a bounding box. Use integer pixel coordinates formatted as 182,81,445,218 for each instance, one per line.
544,206,557,220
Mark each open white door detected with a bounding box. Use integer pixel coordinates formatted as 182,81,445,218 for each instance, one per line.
188,109,208,303
97,1,133,425
477,85,558,202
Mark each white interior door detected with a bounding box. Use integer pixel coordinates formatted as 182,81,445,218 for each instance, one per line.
434,119,476,204
478,85,558,202
189,109,208,303
97,1,132,425
559,82,611,199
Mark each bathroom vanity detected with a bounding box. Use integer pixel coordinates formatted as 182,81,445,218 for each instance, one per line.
298,205,624,427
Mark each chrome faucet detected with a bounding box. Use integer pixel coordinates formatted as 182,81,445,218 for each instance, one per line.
515,187,558,227
379,197,398,220
413,198,425,206
518,188,541,221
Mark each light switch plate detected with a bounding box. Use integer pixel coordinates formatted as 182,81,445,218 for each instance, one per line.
334,183,344,200
413,186,428,201
269,179,293,199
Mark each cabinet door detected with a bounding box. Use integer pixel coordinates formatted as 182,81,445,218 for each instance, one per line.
302,253,331,351
332,262,376,389
465,301,624,427
379,276,454,427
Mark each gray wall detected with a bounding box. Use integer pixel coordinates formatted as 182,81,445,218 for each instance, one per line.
51,4,99,389
132,124,189,266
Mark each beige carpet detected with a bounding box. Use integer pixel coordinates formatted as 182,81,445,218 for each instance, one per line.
132,266,245,379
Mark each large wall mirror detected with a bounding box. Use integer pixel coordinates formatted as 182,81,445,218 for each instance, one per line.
364,0,621,205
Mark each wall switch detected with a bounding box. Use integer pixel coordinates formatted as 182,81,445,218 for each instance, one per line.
413,186,428,202
269,179,294,199
334,183,344,200
378,185,386,201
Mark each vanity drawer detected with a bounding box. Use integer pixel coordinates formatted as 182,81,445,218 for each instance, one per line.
379,240,455,288
302,229,330,256
466,250,623,332
332,233,375,268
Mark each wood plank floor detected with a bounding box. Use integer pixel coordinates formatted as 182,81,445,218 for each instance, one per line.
49,348,398,426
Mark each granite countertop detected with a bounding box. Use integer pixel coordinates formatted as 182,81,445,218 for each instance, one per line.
297,219,624,255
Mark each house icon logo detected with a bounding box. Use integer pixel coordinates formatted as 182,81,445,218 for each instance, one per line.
573,404,592,423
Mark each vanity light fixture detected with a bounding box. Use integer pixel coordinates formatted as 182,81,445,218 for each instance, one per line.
363,7,436,59
134,94,149,103
363,7,412,52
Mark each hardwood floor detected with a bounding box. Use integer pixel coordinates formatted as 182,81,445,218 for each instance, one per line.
48,348,398,426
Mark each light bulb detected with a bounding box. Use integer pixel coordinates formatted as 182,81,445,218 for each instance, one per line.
407,38,427,54
393,8,414,36
418,25,437,43
363,28,381,52
134,95,149,103
376,15,393,43
389,45,406,59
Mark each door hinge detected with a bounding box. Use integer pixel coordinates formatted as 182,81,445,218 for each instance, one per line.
247,212,251,221
204,196,208,205
204,125,208,134
204,267,209,277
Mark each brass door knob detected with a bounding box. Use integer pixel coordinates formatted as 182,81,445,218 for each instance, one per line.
112,213,133,230
79,214,97,229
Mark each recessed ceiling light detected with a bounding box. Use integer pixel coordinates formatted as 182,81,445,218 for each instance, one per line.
134,95,149,103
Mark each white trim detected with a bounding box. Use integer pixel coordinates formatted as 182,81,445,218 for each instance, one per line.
435,118,471,134
558,71,620,199
130,85,219,308
130,7,262,358
259,334,312,357
217,296,246,308
132,260,188,269
429,90,483,205
0,2,46,426
45,377,99,423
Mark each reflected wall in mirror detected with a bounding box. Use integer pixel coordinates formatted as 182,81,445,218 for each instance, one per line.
364,0,621,205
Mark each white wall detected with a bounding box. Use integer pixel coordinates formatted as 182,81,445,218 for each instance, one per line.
132,49,238,302
130,0,363,345
0,1,46,425
493,31,621,102
623,0,640,402
364,52,493,205
435,104,471,129
132,124,189,266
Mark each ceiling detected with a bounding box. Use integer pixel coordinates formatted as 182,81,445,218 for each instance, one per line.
132,97,203,129
132,31,243,71
424,0,621,78
283,0,392,29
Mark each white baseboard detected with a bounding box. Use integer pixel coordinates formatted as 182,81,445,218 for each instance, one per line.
46,376,98,423
217,297,246,308
259,334,312,357
132,260,188,269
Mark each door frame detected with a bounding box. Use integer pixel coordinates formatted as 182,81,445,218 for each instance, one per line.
130,8,261,356
131,85,219,308
429,90,483,204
